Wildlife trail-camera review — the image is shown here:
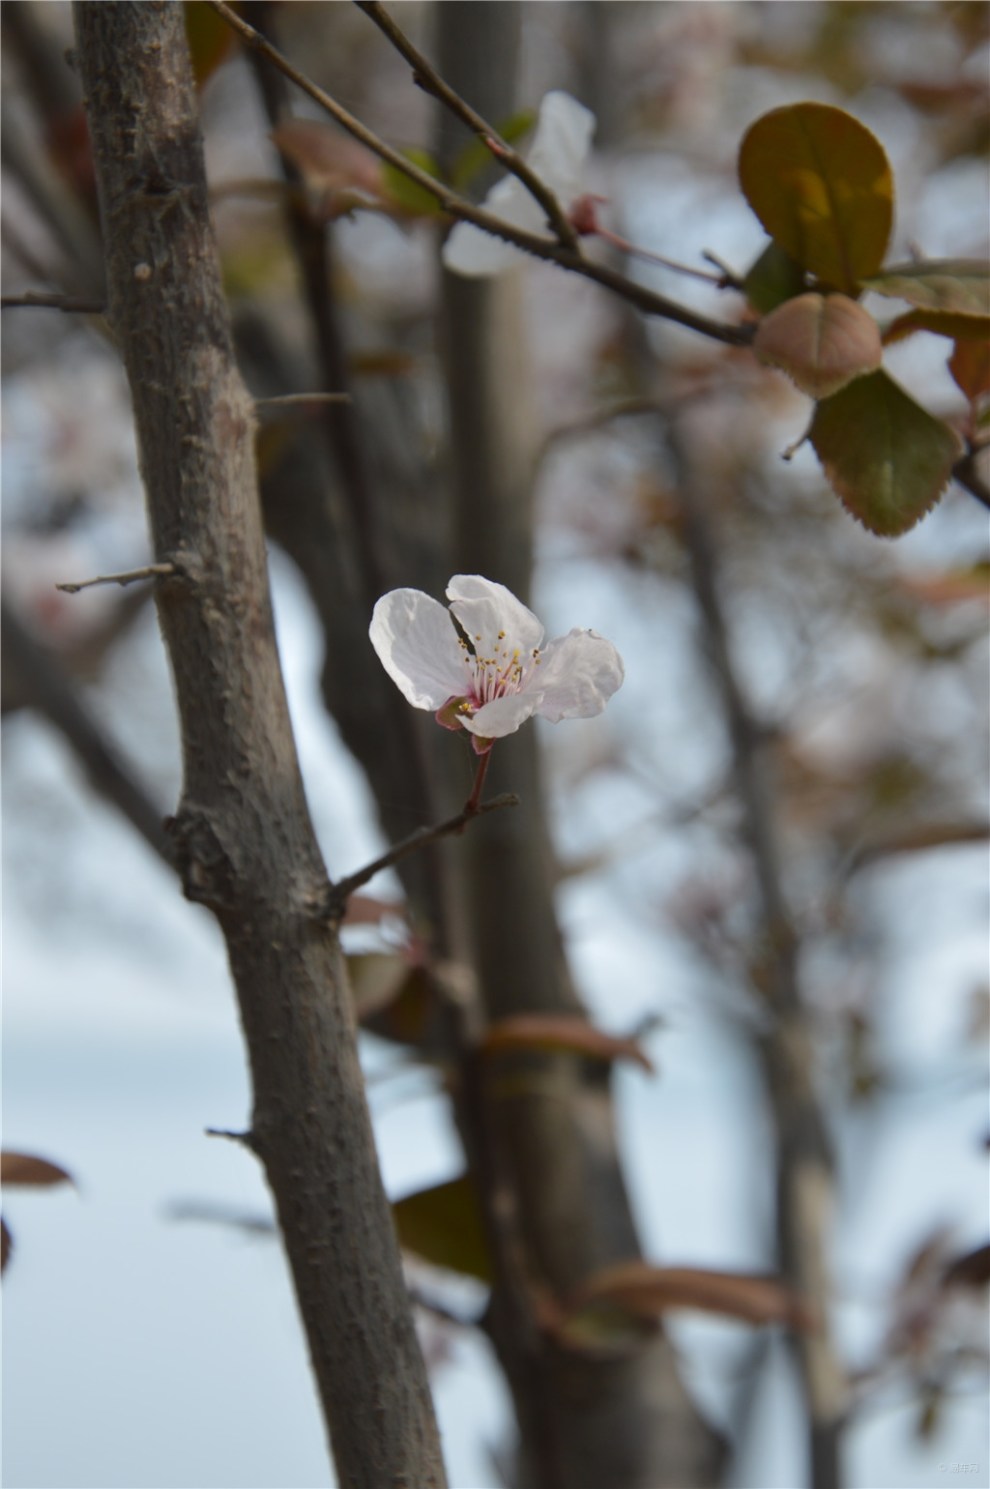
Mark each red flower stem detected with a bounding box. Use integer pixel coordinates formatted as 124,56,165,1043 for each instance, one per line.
595,225,726,284
465,747,493,815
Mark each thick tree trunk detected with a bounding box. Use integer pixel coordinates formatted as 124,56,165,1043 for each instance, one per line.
72,7,446,1487
436,6,725,1485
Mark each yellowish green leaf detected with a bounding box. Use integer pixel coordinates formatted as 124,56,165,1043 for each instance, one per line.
184,1,237,89
738,103,893,292
392,1175,491,1283
862,260,990,318
810,370,961,536
754,292,882,398
452,110,536,192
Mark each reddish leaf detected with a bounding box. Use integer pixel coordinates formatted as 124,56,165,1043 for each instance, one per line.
1,1152,74,1189
810,370,961,536
897,566,990,606
949,338,990,403
754,292,882,398
739,103,893,292
272,119,387,214
569,1261,815,1329
392,1176,491,1283
342,894,405,929
882,309,990,346
481,1015,654,1074
863,260,990,319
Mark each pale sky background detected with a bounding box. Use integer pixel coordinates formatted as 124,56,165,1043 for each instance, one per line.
3,9,989,1486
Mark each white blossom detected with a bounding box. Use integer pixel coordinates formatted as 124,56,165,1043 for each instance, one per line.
442,91,596,277
370,574,623,751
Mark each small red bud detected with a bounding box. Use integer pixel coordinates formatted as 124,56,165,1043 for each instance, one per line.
569,192,607,236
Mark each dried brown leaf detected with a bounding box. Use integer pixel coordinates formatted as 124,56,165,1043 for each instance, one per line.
1,1151,74,1189
481,1015,654,1074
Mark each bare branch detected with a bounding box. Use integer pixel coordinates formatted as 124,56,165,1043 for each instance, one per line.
1,291,106,313
953,448,990,511
673,446,846,1489
354,0,579,251
1,597,171,866
329,792,520,911
206,0,751,347
255,392,351,409
55,563,178,595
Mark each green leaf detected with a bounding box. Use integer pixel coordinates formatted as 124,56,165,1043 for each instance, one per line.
810,370,961,536
738,103,893,292
452,109,536,192
862,260,990,318
392,1176,491,1283
381,147,446,217
742,239,808,315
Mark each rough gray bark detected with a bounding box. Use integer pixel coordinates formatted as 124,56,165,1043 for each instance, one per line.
71,7,446,1487
436,6,725,1485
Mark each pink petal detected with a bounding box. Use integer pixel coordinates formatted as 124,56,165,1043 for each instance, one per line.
533,629,624,722
462,693,541,739
446,575,544,659
369,589,469,710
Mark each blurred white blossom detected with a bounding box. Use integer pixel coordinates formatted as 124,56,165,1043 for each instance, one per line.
442,91,596,277
370,574,623,752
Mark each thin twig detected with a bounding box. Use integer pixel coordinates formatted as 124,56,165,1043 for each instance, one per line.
55,563,178,595
255,392,352,409
953,449,990,512
594,226,726,284
329,792,520,909
354,0,579,251
1,291,106,313
205,0,750,348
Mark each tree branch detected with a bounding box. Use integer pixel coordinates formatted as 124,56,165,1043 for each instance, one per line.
55,563,178,594
354,0,579,251
952,447,990,511
672,442,846,1489
206,0,751,347
1,597,172,865
1,291,107,313
329,791,520,911
72,7,446,1486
